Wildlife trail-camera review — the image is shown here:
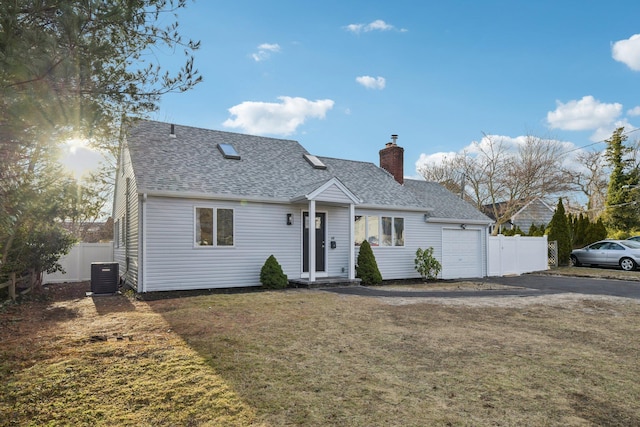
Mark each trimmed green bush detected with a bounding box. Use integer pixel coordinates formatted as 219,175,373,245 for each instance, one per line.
260,255,288,289
356,240,382,285
414,247,442,281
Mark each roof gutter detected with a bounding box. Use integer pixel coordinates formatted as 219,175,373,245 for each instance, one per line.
140,190,436,213
426,217,493,226
140,190,292,204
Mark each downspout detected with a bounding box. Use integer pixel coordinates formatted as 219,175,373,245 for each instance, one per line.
140,193,147,293
119,177,130,286
349,203,355,280
125,178,130,272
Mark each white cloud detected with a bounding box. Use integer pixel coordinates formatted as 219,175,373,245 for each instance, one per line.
356,75,386,89
251,43,281,62
222,96,335,135
590,119,636,142
546,95,622,131
366,19,393,31
344,19,404,34
628,106,640,116
612,34,640,71
415,151,458,168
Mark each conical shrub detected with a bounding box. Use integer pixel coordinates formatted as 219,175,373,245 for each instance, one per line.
356,240,382,285
260,255,288,289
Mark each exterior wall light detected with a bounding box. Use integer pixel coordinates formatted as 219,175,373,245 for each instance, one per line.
287,213,293,225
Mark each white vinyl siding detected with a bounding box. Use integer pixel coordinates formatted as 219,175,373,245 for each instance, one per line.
324,206,351,277
112,146,140,289
354,209,488,281
133,196,488,291
143,198,301,291
313,183,354,204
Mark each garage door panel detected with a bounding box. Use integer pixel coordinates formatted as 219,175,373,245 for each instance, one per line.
442,229,482,279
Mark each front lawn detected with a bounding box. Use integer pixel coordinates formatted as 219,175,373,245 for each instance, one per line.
2,281,640,426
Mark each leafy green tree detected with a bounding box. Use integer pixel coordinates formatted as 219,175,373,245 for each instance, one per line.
602,127,640,231
356,241,382,285
414,247,442,281
547,198,572,265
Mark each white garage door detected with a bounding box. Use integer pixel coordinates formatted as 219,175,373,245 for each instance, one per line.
442,229,483,279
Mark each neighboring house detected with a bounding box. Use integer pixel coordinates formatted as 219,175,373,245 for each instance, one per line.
511,199,555,233
113,120,492,292
484,199,554,234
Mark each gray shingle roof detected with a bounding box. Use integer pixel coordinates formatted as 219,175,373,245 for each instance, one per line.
403,179,493,222
125,120,491,222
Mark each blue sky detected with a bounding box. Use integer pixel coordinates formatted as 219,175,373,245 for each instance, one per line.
66,0,640,178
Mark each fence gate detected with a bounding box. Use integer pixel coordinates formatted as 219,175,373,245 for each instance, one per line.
548,240,558,268
488,234,550,276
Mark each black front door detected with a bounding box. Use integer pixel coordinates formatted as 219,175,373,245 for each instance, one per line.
303,212,326,273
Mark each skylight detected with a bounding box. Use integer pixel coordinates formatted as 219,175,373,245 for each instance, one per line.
304,154,326,169
217,143,240,160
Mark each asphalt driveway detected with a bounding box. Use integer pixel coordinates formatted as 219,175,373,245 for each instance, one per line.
326,274,640,300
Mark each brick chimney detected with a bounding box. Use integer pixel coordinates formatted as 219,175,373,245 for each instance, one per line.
379,134,404,184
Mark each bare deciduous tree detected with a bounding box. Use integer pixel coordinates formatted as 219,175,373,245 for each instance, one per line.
562,150,608,221
419,133,570,234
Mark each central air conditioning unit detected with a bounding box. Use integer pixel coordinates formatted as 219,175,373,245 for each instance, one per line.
91,262,119,294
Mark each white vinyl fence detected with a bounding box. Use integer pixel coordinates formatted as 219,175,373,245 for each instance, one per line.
488,234,549,277
43,242,113,284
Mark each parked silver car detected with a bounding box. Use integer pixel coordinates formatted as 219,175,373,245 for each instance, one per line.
570,239,640,271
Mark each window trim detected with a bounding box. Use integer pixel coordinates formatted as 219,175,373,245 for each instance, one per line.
355,214,405,247
193,206,235,248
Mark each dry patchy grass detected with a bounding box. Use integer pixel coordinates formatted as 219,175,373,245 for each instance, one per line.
0,283,261,426
2,281,640,426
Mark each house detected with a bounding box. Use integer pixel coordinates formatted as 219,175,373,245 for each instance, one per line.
113,120,492,292
484,198,554,234
511,198,555,233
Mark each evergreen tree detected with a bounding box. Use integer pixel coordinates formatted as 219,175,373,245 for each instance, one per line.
356,241,382,285
548,198,572,265
602,127,640,231
1,1,201,279
585,218,608,244
576,214,590,247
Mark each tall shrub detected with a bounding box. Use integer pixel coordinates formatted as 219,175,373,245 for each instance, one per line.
585,218,607,244
356,240,382,285
547,198,572,265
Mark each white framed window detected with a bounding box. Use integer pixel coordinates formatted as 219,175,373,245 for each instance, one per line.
355,215,404,247
195,207,234,247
